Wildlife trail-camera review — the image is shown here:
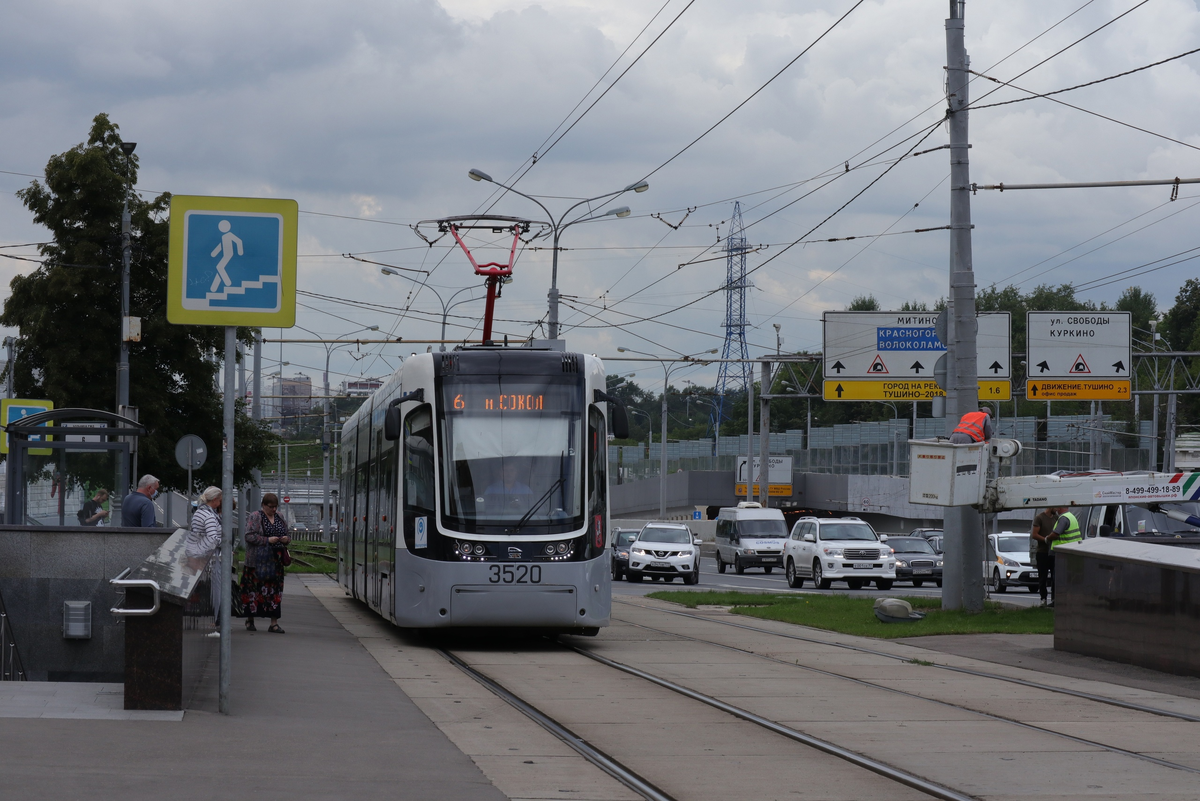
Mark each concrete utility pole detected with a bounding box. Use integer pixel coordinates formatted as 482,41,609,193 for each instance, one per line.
944,0,984,613
758,360,771,507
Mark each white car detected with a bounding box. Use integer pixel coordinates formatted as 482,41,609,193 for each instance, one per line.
784,516,896,590
984,532,1038,593
627,523,701,585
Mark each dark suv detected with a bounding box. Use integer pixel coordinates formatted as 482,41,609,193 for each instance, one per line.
611,528,640,580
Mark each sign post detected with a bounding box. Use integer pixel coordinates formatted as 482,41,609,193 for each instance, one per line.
168,195,297,716
174,434,207,522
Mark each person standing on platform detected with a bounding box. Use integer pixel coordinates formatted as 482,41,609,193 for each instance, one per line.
77,488,109,526
240,492,290,634
1030,506,1062,606
121,475,160,527
1046,507,1084,607
185,486,224,633
948,407,995,444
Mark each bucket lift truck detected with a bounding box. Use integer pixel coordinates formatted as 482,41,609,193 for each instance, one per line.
908,438,1200,521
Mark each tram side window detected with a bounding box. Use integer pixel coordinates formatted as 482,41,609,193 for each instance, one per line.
588,406,607,545
405,406,435,514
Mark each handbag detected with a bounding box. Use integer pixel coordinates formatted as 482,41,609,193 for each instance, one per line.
279,546,293,567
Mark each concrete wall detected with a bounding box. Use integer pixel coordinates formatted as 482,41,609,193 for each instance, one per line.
611,471,739,519
0,526,170,681
1055,538,1200,678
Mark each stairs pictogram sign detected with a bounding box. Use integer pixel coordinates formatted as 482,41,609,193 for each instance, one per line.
1069,354,1091,374
868,355,889,374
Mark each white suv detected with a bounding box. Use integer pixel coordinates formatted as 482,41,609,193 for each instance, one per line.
784,516,896,590
627,523,701,585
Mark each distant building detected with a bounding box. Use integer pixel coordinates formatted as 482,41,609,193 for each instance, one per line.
273,373,313,429
343,378,383,397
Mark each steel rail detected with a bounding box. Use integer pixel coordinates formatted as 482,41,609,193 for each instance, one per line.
436,648,677,801
604,615,1200,777
567,643,977,801
615,598,1200,723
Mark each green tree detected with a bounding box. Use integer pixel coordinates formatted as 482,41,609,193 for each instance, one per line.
1115,286,1157,349
3,113,275,491
848,294,880,311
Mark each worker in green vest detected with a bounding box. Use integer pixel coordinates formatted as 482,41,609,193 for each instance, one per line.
1045,508,1084,607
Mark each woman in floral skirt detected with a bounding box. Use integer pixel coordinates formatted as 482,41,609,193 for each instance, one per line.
240,492,290,633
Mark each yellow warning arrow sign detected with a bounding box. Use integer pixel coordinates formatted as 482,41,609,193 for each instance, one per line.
1025,380,1130,400
823,380,1011,401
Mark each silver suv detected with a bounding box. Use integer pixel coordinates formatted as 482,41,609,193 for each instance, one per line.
627,523,701,584
784,516,895,590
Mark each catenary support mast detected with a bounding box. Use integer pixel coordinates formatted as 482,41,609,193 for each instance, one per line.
944,0,984,612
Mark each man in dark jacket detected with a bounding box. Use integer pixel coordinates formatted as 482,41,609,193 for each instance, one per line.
121,475,160,527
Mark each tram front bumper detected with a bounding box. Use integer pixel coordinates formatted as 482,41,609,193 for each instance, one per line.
393,551,611,630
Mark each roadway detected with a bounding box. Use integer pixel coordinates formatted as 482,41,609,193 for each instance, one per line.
613,556,1045,607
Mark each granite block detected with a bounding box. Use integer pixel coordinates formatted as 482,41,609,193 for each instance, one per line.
1055,549,1200,677
30,533,103,579
103,531,171,579
0,531,32,578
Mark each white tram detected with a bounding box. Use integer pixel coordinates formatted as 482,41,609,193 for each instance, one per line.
337,345,627,634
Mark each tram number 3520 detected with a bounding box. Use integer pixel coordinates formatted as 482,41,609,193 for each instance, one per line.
488,564,543,584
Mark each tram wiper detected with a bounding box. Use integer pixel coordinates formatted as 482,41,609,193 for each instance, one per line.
510,452,567,533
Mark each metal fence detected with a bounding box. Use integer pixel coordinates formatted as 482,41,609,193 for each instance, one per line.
610,414,1152,482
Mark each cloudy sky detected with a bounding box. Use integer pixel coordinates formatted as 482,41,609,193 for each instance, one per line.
2,0,1198,395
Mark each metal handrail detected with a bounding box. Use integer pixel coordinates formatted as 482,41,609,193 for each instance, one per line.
110,567,161,616
0,586,26,680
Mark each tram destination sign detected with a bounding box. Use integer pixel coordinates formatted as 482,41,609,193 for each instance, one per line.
823,379,1011,402
823,311,1010,380
1026,311,1131,378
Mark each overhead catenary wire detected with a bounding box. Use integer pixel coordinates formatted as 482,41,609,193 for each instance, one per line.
970,46,1200,111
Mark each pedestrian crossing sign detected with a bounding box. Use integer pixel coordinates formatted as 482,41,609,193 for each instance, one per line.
167,195,298,327
1,398,54,455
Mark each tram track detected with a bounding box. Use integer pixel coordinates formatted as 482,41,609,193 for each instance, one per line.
438,640,976,801
436,646,677,801
614,597,1200,724
593,612,1200,778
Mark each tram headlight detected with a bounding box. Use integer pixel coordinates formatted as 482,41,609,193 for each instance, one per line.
458,541,472,555
544,544,556,556
556,542,569,554
473,544,486,556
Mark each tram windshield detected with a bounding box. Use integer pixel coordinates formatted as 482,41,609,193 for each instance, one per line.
439,377,583,533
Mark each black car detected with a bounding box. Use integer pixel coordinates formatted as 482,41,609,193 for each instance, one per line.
887,536,943,587
611,528,640,580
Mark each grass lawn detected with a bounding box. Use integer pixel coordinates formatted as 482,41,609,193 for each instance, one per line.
644,590,1054,639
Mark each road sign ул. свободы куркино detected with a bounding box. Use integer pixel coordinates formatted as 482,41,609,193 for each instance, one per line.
1025,311,1131,400
167,195,298,327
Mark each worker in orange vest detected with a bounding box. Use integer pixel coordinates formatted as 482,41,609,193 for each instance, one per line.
949,406,994,444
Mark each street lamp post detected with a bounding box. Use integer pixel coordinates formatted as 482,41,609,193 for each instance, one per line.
468,169,647,342
618,348,717,518
627,408,653,481
296,325,379,542
378,270,482,350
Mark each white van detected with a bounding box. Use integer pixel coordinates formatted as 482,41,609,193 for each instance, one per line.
714,503,788,574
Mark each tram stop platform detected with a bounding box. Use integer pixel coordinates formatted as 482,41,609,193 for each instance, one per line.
0,578,505,801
